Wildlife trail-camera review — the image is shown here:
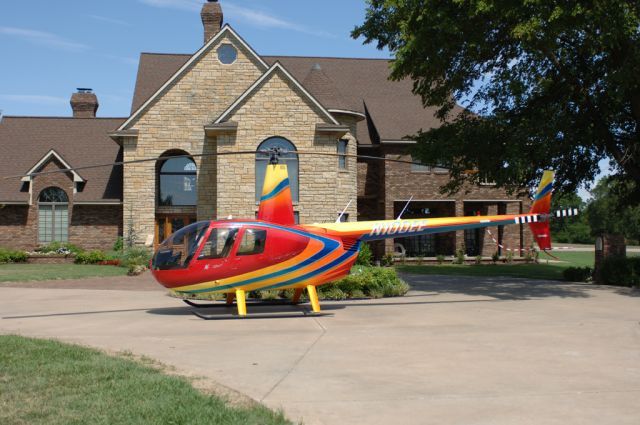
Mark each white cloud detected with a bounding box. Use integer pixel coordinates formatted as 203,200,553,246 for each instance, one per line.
138,0,336,38
0,94,68,105
88,15,132,27
224,4,336,38
101,54,139,66
0,26,89,51
138,0,200,12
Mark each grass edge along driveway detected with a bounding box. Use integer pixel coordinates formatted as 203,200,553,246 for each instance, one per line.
0,335,293,425
397,251,596,281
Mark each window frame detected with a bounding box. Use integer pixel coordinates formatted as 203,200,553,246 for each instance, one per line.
158,155,197,207
256,137,299,203
236,228,267,256
37,187,69,243
338,139,348,169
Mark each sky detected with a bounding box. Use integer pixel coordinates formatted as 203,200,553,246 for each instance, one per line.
0,0,607,198
0,0,389,118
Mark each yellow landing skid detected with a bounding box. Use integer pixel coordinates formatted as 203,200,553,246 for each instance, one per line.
184,285,325,319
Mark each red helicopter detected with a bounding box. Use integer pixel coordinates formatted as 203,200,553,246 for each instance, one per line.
7,149,575,318
149,150,569,317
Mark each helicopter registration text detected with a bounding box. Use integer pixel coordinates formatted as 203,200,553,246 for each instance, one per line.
369,220,427,237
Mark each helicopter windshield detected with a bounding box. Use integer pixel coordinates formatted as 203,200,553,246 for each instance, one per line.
152,221,210,270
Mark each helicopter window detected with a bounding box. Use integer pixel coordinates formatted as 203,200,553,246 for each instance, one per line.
198,228,238,259
152,221,209,270
237,229,267,256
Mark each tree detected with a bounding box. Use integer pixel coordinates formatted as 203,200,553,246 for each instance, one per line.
550,192,592,244
353,1,640,201
587,176,640,243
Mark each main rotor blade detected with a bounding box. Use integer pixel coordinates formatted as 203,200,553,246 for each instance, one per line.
1,150,257,180
2,149,434,180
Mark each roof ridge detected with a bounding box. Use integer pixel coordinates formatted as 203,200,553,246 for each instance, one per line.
264,55,392,61
138,52,392,61
140,52,192,56
1,116,127,120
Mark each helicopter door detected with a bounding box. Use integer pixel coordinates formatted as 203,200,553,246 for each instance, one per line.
196,227,239,270
229,228,267,271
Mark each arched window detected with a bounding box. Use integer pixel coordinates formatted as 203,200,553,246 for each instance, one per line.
158,153,197,206
38,187,69,243
256,137,298,202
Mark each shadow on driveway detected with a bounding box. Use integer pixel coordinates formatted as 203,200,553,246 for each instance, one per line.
400,273,592,300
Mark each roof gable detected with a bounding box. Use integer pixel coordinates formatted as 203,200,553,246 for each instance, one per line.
21,149,84,183
120,25,268,131
214,62,339,126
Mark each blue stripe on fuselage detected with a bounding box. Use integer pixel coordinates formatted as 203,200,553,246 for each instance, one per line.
178,222,341,294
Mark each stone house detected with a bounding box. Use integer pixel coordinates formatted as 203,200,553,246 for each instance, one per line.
0,0,530,257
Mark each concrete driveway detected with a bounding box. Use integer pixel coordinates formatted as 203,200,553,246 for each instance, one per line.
1,273,639,425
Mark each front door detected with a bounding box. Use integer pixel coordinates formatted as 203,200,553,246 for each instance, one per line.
155,215,197,247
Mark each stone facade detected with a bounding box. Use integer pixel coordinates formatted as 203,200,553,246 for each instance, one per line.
122,32,267,242
122,32,358,244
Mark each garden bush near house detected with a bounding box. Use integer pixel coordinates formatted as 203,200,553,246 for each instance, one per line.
0,248,28,264
116,247,152,268
453,249,465,264
318,266,409,300
112,236,124,252
563,266,593,282
598,256,640,287
203,266,409,302
436,254,446,264
74,250,111,265
355,242,373,266
36,241,83,255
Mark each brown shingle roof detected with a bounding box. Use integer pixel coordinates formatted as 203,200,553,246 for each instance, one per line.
131,53,460,145
301,63,363,115
0,117,124,203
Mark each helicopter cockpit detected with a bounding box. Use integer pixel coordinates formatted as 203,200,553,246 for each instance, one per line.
152,221,212,270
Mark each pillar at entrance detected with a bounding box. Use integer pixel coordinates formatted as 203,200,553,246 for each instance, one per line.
594,234,626,283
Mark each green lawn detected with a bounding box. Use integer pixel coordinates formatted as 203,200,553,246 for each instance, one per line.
0,335,292,425
397,250,598,281
0,263,128,282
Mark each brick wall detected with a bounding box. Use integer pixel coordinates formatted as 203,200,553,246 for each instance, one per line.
0,159,122,251
358,143,533,257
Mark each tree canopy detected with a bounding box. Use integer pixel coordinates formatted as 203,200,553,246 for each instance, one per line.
353,1,640,200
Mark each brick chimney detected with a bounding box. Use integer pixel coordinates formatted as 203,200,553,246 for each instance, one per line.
201,0,223,43
70,88,98,118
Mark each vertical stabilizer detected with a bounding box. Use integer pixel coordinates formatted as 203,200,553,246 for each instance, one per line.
529,170,554,250
257,164,295,225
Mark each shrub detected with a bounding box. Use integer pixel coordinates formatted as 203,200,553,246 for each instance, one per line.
563,266,593,282
318,266,409,300
474,255,483,265
381,253,394,267
74,250,110,265
436,254,446,264
491,251,500,264
355,242,372,266
453,249,465,264
598,256,640,287
36,242,83,255
117,247,152,268
523,249,536,264
112,237,124,252
505,251,514,264
0,248,28,264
